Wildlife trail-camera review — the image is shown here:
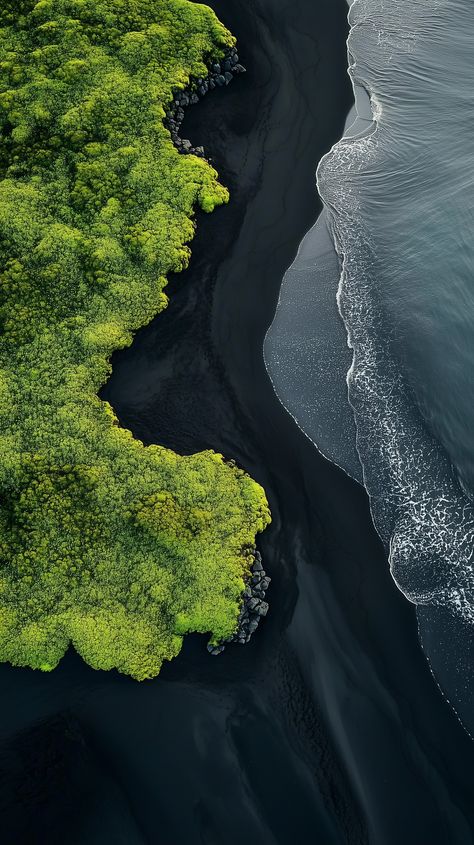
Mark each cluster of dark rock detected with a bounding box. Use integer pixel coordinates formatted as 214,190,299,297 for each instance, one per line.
207,550,271,656
164,47,246,159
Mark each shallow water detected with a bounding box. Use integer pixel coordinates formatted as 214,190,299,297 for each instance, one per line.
267,0,474,731
264,205,362,482
319,0,474,726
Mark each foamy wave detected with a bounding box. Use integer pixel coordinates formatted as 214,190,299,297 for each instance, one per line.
318,0,474,625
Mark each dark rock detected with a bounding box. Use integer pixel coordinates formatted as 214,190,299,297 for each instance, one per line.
207,643,225,656
165,49,246,178
233,64,246,74
206,541,270,656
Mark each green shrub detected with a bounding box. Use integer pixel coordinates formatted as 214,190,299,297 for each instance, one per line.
0,0,270,679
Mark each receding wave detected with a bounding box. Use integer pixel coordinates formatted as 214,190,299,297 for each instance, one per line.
318,0,474,631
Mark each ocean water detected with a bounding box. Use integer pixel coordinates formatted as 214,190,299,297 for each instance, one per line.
318,0,474,617
267,0,474,729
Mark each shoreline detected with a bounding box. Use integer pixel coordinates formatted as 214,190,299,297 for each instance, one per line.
2,1,474,842
161,47,273,653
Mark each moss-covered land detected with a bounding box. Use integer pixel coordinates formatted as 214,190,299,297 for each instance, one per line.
0,0,270,679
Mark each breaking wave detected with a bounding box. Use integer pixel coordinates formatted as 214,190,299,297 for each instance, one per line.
318,0,474,625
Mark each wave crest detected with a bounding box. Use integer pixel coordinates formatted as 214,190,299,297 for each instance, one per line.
318,0,474,627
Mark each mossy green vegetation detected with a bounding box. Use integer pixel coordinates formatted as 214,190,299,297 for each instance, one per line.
0,0,270,679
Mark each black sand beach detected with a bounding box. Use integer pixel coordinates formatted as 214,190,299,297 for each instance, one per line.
2,1,474,843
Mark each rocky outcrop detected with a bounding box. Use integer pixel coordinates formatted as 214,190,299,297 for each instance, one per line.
164,47,246,158
207,550,271,655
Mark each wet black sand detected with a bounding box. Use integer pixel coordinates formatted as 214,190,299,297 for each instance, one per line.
2,1,474,843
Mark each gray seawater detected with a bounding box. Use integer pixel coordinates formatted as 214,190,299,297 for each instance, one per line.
266,0,474,729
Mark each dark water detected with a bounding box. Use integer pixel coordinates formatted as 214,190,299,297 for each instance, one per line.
263,196,362,483
3,1,474,842
266,0,474,732
316,0,474,730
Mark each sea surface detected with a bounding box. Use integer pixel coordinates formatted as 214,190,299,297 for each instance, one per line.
267,0,474,731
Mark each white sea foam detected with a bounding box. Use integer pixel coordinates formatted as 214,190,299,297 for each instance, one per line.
318,0,474,625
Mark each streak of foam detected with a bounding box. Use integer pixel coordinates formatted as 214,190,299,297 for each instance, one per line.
317,0,474,628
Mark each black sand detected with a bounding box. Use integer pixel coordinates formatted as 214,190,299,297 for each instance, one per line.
2,1,474,843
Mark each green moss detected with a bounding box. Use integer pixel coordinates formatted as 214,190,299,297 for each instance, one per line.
0,0,271,680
